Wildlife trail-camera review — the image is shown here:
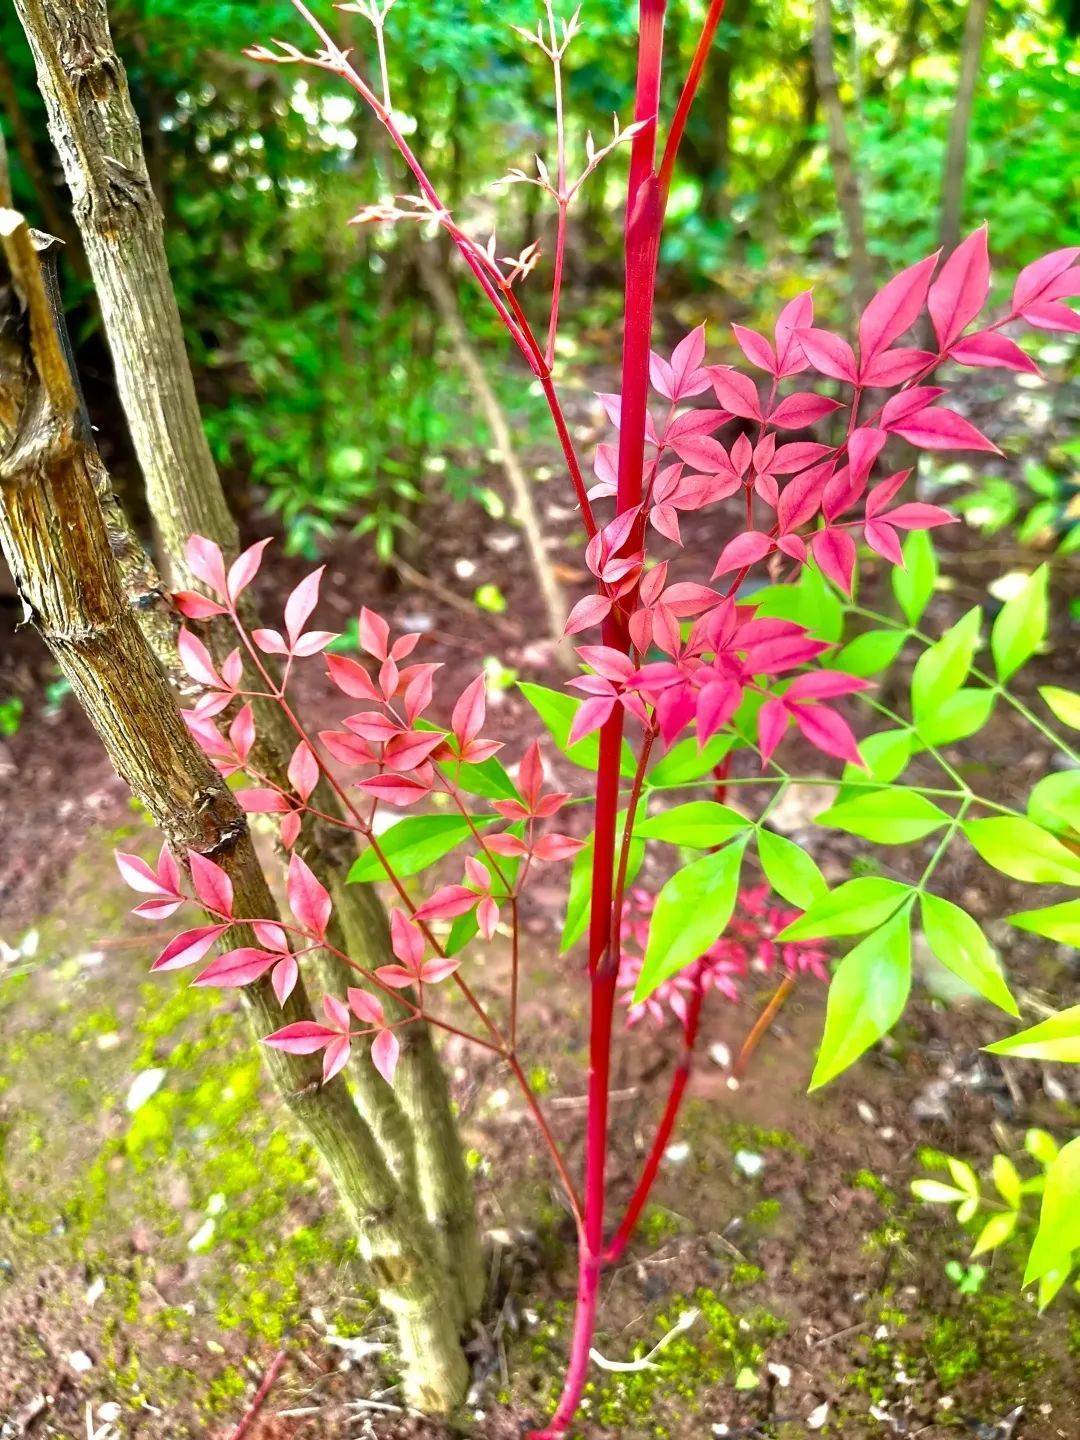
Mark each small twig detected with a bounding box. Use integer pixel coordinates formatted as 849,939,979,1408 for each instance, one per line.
225,1348,288,1440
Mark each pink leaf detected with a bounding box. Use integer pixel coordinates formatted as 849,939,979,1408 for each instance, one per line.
708,367,762,420
771,442,834,475
178,628,221,688
359,607,390,660
194,946,277,988
1011,246,1080,313
786,671,871,701
948,330,1039,375
322,1036,352,1083
287,851,331,940
189,851,234,917
858,347,936,387
383,730,446,772
768,392,843,430
325,655,380,701
152,924,228,972
230,703,255,763
712,531,773,577
864,519,903,564
847,427,887,484
357,774,431,807
882,502,955,531
390,909,424,969
795,328,858,384
253,628,288,655
254,921,290,952
347,987,386,1026
271,955,298,1005
371,1027,400,1085
567,695,615,743
928,226,989,349
880,386,946,429
284,568,324,645
288,742,320,802
792,704,863,767
889,406,1001,455
731,324,776,374
413,885,478,923
184,535,228,595
319,730,376,767
324,993,352,1031
757,698,789,763
227,538,273,602
668,434,737,474
132,895,184,920
774,292,814,375
563,594,612,637
859,251,939,361
452,675,487,747
264,1021,339,1054
292,630,337,657
235,787,292,814
1021,301,1080,333
116,852,172,896
810,527,857,594
532,833,586,862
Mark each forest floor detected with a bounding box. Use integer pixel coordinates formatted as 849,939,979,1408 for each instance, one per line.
0,338,1079,1440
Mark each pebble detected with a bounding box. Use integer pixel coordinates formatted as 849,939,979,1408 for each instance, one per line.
806,1401,829,1429
125,1068,165,1113
67,1351,93,1374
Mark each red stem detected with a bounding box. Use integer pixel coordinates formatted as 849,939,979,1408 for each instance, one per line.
604,980,704,1263
657,0,728,211
225,1348,287,1440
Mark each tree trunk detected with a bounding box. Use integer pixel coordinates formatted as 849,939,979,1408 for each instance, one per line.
938,0,989,258
811,0,873,313
0,208,469,1412
11,0,483,1318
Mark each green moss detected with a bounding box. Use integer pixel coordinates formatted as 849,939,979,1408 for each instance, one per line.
852,1169,897,1207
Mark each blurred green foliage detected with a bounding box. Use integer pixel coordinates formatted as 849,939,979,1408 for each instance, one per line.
0,0,1076,553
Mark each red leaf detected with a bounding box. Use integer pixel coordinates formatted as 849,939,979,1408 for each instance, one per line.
1021,301,1080,333
859,251,939,361
116,851,172,896
319,729,376,767
383,730,446,772
288,742,320,802
668,434,736,474
847,427,887,484
774,292,814,375
768,393,843,430
531,833,586,862
712,531,773,577
322,1036,352,1082
757,698,789,762
173,591,228,620
413,885,478,923
880,385,946,429
864,519,903,564
359,607,390,660
195,947,277,988
287,851,331,940
152,924,228,972
265,1021,339,1054
889,406,1001,454
347,987,386,1026
771,442,834,475
189,851,234,917
948,330,1039,375
882,502,955,531
794,328,858,384
928,226,989,349
708,367,762,420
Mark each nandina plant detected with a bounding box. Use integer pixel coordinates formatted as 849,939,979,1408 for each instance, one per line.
112,1,1080,1432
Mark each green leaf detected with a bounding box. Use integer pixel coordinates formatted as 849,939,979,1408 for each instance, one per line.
635,801,750,848
1027,770,1080,837
647,733,734,787
635,836,748,1002
1008,899,1080,946
519,682,636,777
920,893,1019,1016
947,1156,980,1197
831,628,907,677
841,730,913,788
992,1155,1023,1210
417,720,519,800
778,877,913,941
817,789,950,844
985,1005,1080,1063
1025,1137,1080,1285
911,1179,968,1205
561,815,644,953
1040,685,1080,730
1026,1129,1060,1167
893,530,937,625
963,817,1080,886
347,814,485,884
755,563,844,642
809,906,913,1090
911,607,981,720
1037,1266,1072,1311
917,688,995,746
972,1211,1017,1257
756,829,827,910
992,566,1048,682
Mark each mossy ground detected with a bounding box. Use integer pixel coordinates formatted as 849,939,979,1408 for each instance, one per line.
1,818,1078,1438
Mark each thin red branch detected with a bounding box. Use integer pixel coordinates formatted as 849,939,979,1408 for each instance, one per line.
225,1348,287,1440
657,0,728,211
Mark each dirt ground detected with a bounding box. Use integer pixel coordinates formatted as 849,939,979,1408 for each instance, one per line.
1,356,1079,1439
